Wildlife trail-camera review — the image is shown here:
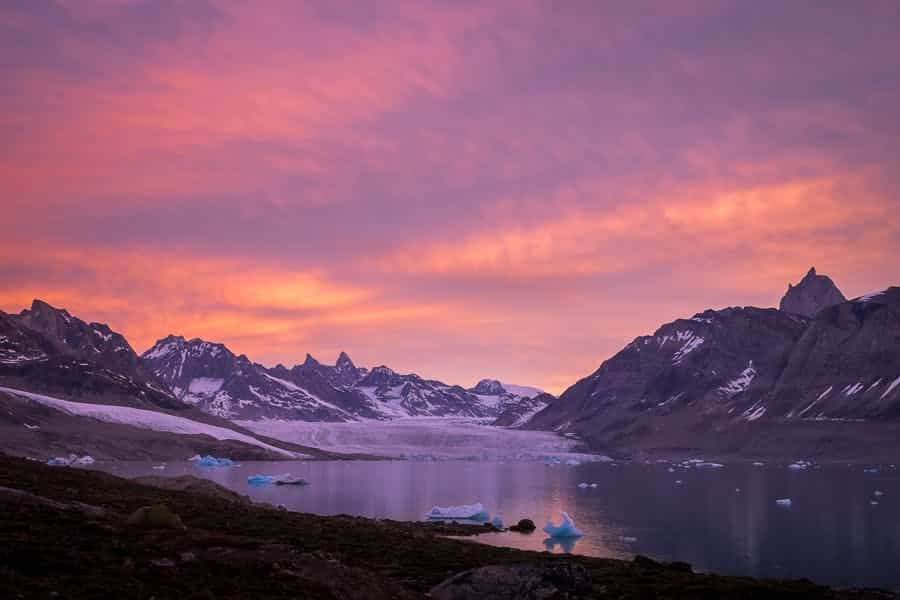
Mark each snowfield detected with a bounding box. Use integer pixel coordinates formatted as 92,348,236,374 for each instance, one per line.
1,386,299,457
238,417,598,461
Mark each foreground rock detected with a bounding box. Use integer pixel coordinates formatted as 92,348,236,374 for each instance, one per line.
0,454,893,599
430,562,592,599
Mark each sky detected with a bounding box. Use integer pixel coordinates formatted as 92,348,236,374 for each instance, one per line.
2,0,899,394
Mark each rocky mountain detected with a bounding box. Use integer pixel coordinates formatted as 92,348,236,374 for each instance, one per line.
526,271,900,459
779,267,846,317
467,379,550,426
142,338,546,422
0,300,180,410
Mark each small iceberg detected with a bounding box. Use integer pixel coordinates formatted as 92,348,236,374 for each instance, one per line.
152,465,167,471
491,515,503,529
619,536,637,543
427,503,490,521
577,482,590,488
695,462,724,469
752,462,765,467
47,454,95,467
675,480,683,485
543,512,583,538
873,490,885,497
195,455,235,468
864,467,879,474
247,474,277,486
590,483,598,488
775,498,792,508
188,454,202,462
565,459,581,466
788,460,812,470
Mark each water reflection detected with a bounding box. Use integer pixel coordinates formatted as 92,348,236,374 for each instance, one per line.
543,536,579,553
95,460,900,589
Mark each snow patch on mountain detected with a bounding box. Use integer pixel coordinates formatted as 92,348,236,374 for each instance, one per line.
0,386,298,457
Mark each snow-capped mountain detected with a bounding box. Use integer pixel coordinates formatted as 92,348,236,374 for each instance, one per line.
142,338,548,422
0,300,179,410
526,270,900,457
467,379,550,426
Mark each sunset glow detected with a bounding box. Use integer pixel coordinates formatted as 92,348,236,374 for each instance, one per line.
3,1,899,392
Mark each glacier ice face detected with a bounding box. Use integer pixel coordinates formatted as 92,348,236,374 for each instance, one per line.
427,503,490,521
543,512,584,538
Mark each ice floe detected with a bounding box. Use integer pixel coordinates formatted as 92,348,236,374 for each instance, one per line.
427,503,490,521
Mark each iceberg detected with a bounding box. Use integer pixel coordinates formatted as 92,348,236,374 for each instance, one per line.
695,462,724,469
577,482,590,488
775,498,792,507
788,460,812,470
152,465,167,470
427,503,490,521
47,454,95,467
874,490,885,497
543,512,583,538
188,454,202,462
590,483,598,488
752,462,765,467
491,515,503,528
195,455,235,468
247,474,276,486
565,459,581,466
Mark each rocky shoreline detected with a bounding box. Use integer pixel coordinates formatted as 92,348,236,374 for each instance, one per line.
1,454,896,599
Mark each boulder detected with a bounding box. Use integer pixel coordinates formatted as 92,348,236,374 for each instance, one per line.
430,562,592,600
126,504,186,530
509,518,536,533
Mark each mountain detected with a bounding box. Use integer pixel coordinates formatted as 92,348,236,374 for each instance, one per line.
142,338,547,422
779,267,846,317
0,300,180,410
467,379,550,427
526,271,900,460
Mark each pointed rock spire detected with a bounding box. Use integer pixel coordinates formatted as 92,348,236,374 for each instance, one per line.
779,267,846,318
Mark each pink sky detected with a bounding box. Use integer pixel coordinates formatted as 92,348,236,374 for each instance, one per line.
2,1,899,393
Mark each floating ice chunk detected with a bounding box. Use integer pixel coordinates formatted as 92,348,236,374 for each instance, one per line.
775,498,792,507
491,515,503,528
152,465,167,470
873,490,884,497
752,462,765,467
188,454,202,462
675,480,683,484
667,467,675,473
577,482,590,488
543,512,583,538
196,455,235,468
863,467,879,474
619,536,637,543
565,459,581,466
47,454,94,466
695,462,724,469
870,501,879,506
427,503,490,521
24,423,39,430
247,474,276,486
788,460,812,470
590,483,598,488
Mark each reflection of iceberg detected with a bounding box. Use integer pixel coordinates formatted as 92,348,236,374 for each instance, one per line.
543,512,583,538
427,503,490,521
543,536,578,553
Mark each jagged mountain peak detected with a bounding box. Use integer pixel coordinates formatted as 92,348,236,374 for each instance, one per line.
470,379,506,395
336,351,355,370
779,267,846,318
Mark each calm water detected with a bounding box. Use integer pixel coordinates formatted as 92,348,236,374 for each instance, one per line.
96,460,900,590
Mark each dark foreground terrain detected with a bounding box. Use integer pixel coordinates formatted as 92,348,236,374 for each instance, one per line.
0,455,894,599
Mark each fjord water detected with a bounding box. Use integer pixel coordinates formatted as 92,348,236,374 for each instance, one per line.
101,460,899,589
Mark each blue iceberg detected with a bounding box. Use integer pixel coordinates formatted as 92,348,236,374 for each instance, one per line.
195,455,235,468
543,512,584,538
247,474,276,486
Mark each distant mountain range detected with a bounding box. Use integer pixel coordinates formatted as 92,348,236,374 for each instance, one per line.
527,268,900,461
0,300,548,424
